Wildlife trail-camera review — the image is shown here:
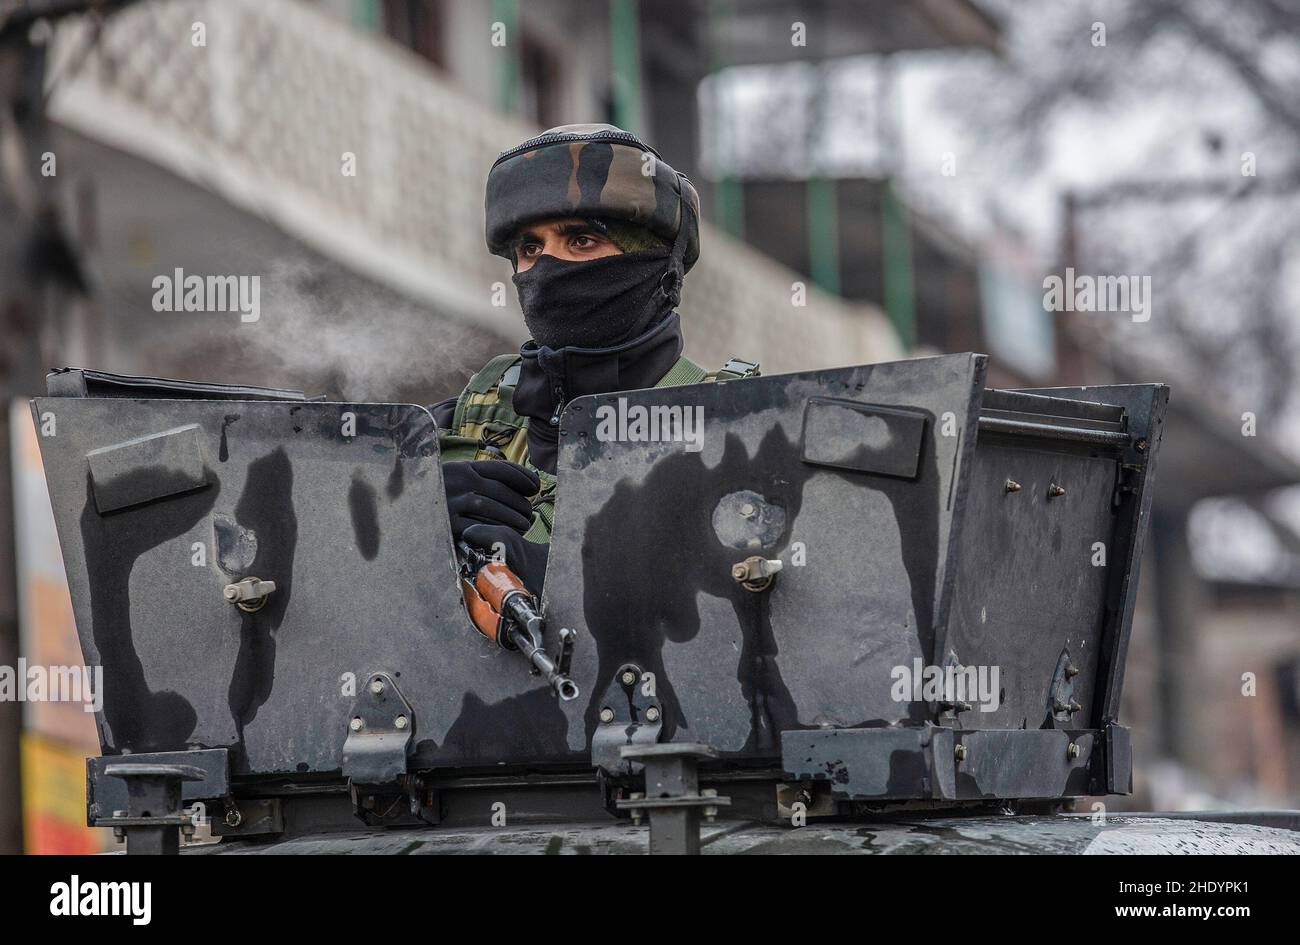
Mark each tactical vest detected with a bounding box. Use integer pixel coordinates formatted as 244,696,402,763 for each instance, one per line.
439,354,759,543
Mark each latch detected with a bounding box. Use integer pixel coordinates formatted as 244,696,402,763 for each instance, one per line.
731,555,782,592
223,576,276,612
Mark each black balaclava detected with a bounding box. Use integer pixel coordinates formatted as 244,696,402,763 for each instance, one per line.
512,246,675,350
513,312,684,475
509,196,696,474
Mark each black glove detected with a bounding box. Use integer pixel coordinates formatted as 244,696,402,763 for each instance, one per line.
442,460,540,543
462,524,550,598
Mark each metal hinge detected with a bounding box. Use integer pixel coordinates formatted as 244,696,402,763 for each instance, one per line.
342,671,414,785
1112,462,1141,509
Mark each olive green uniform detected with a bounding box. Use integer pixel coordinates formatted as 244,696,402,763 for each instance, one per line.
438,354,758,544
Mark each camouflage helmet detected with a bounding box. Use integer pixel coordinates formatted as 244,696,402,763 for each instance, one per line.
485,123,701,273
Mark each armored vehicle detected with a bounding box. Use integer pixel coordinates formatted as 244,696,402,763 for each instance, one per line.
30,354,1300,854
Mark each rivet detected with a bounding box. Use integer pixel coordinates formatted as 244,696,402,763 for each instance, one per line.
645,706,661,722
599,707,615,723
1005,479,1021,493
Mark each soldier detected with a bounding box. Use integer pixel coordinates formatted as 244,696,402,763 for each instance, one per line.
433,124,756,595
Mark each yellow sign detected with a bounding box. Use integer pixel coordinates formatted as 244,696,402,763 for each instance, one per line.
21,732,110,854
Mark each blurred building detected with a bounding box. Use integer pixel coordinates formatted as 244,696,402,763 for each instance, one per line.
35,0,903,407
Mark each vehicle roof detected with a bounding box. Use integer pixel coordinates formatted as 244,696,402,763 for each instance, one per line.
190,812,1300,855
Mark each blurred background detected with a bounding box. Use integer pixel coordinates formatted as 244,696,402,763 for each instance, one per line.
1,0,1298,852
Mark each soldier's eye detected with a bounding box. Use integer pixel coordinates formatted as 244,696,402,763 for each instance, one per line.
571,235,597,250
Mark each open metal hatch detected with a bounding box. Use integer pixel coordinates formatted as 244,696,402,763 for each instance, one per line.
32,356,1166,839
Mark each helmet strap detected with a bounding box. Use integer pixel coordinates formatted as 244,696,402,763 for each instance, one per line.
658,179,694,309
